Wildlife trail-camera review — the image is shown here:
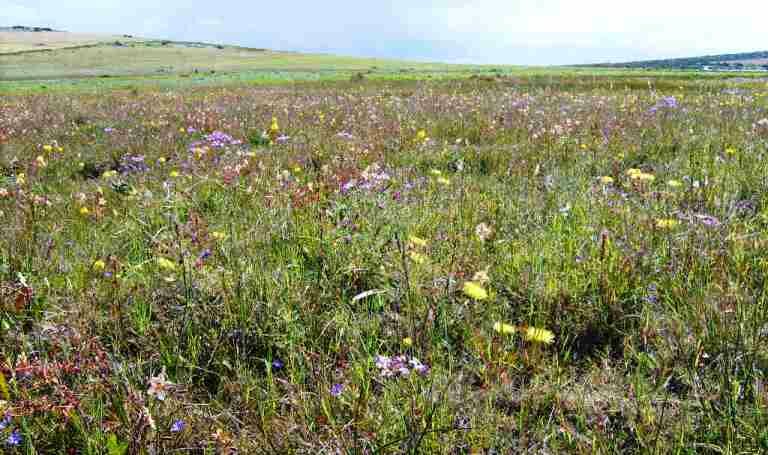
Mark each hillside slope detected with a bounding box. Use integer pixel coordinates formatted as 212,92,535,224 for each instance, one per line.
0,29,454,81
585,51,768,71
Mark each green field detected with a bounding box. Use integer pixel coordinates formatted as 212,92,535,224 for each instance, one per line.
2,33,768,453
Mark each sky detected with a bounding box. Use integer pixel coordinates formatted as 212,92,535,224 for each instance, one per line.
3,0,767,65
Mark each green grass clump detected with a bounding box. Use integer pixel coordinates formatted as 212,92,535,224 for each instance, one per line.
1,74,768,453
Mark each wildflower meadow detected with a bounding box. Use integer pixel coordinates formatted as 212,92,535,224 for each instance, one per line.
1,74,768,453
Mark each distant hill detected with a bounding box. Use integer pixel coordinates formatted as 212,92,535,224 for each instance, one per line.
584,51,768,71
0,26,459,81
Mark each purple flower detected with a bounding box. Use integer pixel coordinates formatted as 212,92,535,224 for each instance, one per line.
104,127,114,133
271,359,284,370
6,430,21,446
330,383,345,397
0,414,10,430
170,420,185,432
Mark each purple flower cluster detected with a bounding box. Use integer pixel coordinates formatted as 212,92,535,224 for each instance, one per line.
119,154,150,174
375,355,429,378
649,96,679,114
340,163,392,194
190,130,243,150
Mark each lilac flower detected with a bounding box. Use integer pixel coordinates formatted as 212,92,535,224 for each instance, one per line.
695,214,721,227
104,127,114,133
330,383,345,397
119,154,150,174
0,414,10,430
6,430,21,446
187,127,197,133
375,355,429,378
271,359,284,370
170,420,185,432
649,96,678,114
276,135,290,144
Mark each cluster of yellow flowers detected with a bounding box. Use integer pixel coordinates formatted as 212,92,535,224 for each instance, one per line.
492,322,555,344
626,168,655,182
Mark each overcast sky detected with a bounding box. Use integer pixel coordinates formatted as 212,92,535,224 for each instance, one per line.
3,0,767,65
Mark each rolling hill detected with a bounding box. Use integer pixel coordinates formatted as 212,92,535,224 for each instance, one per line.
0,27,459,81
584,50,768,71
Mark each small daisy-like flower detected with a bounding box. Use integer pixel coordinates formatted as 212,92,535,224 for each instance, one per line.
462,281,489,301
493,322,517,335
524,327,555,344
93,260,106,271
475,222,493,242
402,337,413,347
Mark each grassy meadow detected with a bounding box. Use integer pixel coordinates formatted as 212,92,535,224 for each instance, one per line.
1,67,768,453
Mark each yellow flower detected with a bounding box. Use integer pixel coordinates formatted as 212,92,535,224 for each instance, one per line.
625,168,642,177
637,173,655,182
79,206,90,216
524,327,555,344
655,218,679,229
429,169,442,176
725,146,737,156
408,235,428,248
42,144,53,153
408,251,427,264
416,130,428,142
16,173,26,185
462,281,488,301
169,170,180,178
156,257,177,271
102,170,117,179
436,177,450,185
92,260,106,271
599,176,614,184
211,231,227,241
667,179,683,188
270,117,280,133
158,157,167,164
402,337,413,347
493,322,516,335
